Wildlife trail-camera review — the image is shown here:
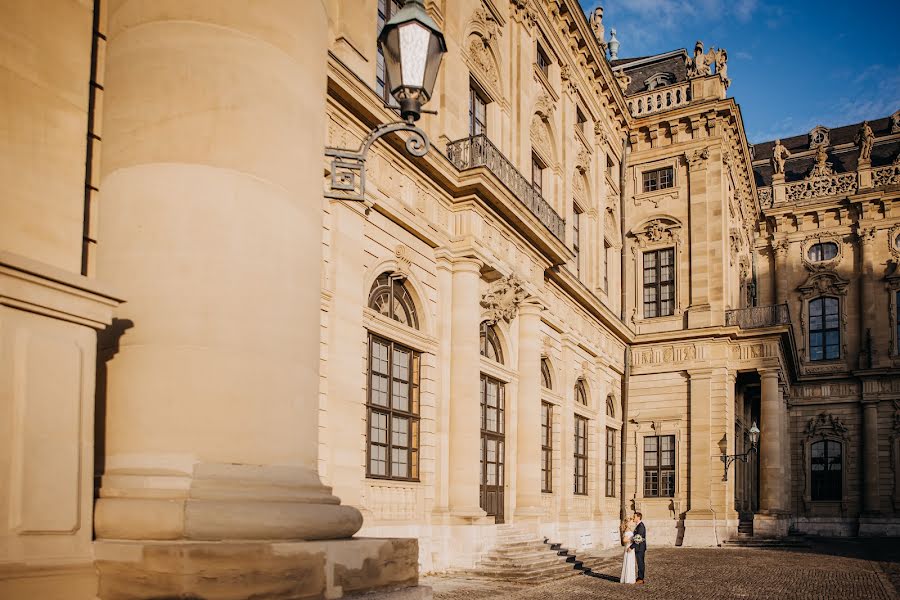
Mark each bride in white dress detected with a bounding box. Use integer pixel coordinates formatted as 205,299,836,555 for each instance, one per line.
620,521,637,584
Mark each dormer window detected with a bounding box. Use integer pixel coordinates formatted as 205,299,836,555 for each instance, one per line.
537,44,551,78
808,242,838,262
809,125,830,149
644,72,675,91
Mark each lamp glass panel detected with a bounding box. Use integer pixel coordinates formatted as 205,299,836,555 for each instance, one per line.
399,22,430,88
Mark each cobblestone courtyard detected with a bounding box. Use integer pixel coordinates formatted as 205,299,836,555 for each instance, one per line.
424,539,900,600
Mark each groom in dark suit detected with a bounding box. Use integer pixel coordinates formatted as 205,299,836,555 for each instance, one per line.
629,512,647,584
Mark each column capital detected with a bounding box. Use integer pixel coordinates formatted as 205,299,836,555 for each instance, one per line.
758,367,781,379
517,299,545,316
450,256,483,273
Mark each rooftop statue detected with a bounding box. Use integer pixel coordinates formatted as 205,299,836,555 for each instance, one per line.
856,121,874,161
686,40,712,77
589,6,605,48
772,139,791,175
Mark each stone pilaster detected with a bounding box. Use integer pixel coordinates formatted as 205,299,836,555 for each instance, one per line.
858,226,877,368
772,238,789,306
862,400,880,515
686,149,712,328
681,368,718,546
515,301,544,518
448,257,486,518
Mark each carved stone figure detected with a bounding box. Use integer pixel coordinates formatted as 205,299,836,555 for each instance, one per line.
715,48,730,88
892,110,900,134
856,120,874,162
686,41,711,77
481,274,528,323
614,68,631,92
809,144,833,178
589,6,605,46
771,139,791,175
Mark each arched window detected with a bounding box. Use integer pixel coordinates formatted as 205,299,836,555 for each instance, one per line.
807,242,838,262
369,273,419,329
575,378,588,406
811,439,842,501
541,358,553,390
480,321,504,364
606,394,616,417
809,297,839,361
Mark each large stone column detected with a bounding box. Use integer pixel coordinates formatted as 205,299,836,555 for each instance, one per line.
772,239,789,306
92,2,422,598
862,400,880,515
681,368,718,546
515,301,543,518
448,257,485,518
756,369,788,537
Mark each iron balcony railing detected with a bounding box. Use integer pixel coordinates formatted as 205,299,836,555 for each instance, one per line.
725,304,791,329
446,135,566,242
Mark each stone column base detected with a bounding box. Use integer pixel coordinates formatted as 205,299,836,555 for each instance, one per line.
754,513,791,538
94,538,427,600
679,511,719,547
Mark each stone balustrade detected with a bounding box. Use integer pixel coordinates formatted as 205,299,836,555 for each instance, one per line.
447,134,566,241
627,82,692,118
725,304,790,329
873,161,900,187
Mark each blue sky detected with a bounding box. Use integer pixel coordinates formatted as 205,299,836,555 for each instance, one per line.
579,0,899,143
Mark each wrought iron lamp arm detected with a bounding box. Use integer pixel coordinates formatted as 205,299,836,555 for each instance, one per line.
720,445,758,482
324,117,430,203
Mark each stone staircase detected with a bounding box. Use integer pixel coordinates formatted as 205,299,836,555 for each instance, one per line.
459,525,620,583
723,515,810,548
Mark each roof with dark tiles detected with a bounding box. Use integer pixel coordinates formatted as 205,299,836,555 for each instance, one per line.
612,51,690,97
751,115,900,187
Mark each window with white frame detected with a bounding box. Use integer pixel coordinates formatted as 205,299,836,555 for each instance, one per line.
574,415,588,495
643,248,675,318
642,166,674,193
808,297,840,361
643,435,675,497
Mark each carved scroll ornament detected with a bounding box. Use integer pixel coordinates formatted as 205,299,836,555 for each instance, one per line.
481,274,529,323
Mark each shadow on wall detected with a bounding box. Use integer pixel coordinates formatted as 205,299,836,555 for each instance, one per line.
92,317,134,532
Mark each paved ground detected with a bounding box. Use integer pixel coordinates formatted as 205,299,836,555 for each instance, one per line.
424,538,900,600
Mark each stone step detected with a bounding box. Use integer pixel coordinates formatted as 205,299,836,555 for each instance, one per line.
478,554,567,569
723,536,810,548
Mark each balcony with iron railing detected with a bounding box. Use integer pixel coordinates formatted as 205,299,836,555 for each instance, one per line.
725,304,791,329
446,134,566,242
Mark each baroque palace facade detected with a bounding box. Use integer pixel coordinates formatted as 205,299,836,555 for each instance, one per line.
1,0,899,598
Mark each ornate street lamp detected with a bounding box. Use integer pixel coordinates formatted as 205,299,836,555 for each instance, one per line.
325,0,446,202
721,422,760,481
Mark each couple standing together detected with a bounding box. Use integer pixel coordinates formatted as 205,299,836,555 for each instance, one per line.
619,512,647,584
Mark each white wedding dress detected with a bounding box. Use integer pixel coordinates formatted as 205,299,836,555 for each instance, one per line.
620,531,637,584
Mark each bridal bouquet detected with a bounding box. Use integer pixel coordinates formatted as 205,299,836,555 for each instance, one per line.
632,534,644,544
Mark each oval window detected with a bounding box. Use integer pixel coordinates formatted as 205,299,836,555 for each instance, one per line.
808,242,838,262
895,233,900,249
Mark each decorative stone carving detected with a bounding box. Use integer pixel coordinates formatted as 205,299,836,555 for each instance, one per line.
804,412,850,440
594,122,608,146
614,69,631,92
715,48,730,88
685,147,709,168
530,114,552,163
873,161,900,187
470,5,500,42
589,6,605,47
757,187,773,207
771,139,790,175
468,35,500,87
686,41,712,77
772,238,790,258
856,121,875,162
893,110,900,134
808,125,829,149
889,224,900,261
782,145,857,201
797,270,849,300
533,94,554,121
510,0,536,30
633,218,681,248
858,226,877,245
394,244,412,277
892,400,900,510
481,274,528,323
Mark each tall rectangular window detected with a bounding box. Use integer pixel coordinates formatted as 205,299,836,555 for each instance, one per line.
643,435,675,497
367,334,420,480
574,415,588,495
603,239,611,290
376,0,401,101
536,44,550,77
605,427,616,497
641,166,674,192
469,83,488,137
643,248,675,318
573,204,583,275
541,402,553,493
532,153,544,196
809,297,840,361
811,440,842,501
607,155,615,178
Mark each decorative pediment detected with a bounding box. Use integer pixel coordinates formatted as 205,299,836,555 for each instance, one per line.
481,274,528,323
467,34,501,90
533,93,554,121
804,412,850,441
797,270,849,299
889,224,900,261
632,217,681,249
469,4,501,43
808,125,829,149
530,114,553,164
